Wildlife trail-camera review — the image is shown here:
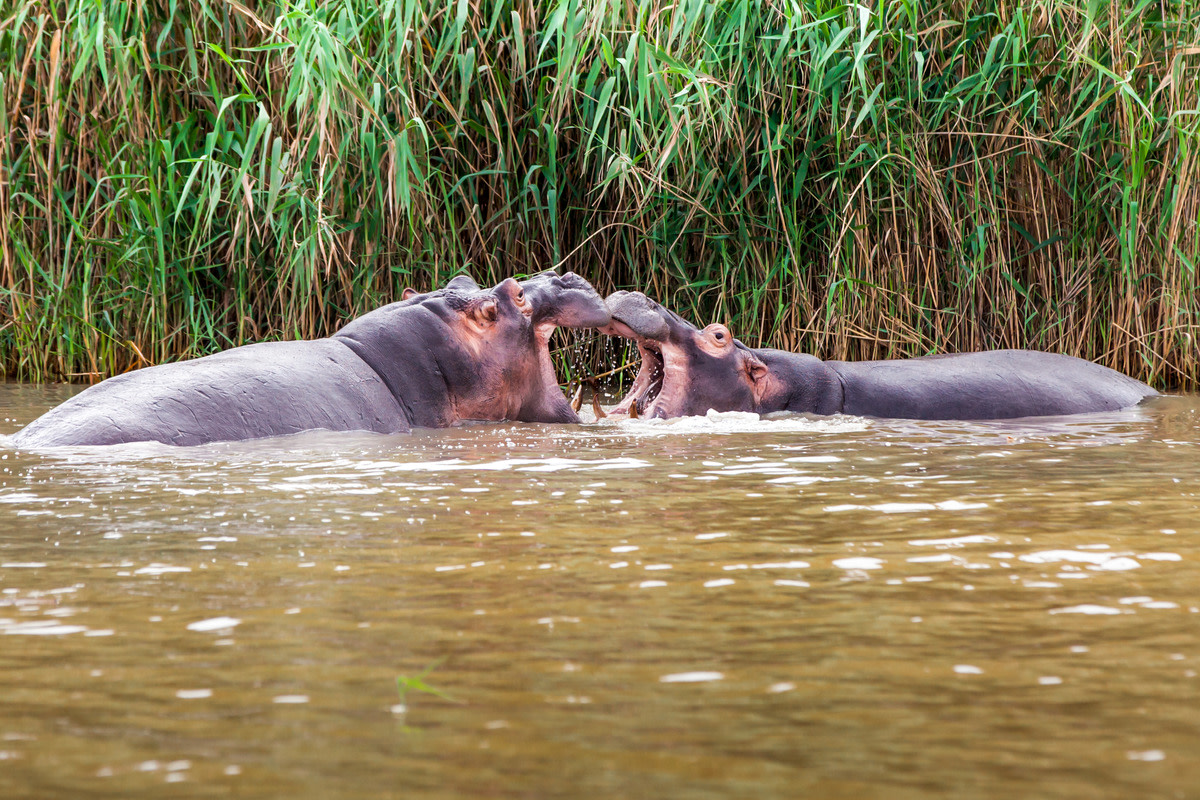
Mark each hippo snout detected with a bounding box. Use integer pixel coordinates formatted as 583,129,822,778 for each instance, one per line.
522,271,611,329
603,291,670,341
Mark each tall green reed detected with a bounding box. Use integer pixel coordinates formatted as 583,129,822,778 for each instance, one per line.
1,0,1198,387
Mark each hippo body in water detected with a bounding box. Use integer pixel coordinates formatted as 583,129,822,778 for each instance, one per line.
601,291,1157,421
12,272,609,447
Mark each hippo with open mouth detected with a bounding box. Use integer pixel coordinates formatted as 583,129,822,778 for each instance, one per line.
599,291,1157,420
11,271,610,447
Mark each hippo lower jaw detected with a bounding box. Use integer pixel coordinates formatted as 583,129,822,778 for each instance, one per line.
609,342,665,418
601,320,682,420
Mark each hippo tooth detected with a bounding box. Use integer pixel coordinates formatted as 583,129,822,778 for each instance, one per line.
570,385,584,412
591,394,607,420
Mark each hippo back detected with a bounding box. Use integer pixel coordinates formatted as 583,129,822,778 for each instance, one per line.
12,340,407,447
828,350,1157,420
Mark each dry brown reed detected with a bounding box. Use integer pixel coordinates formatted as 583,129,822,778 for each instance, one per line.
1,0,1198,388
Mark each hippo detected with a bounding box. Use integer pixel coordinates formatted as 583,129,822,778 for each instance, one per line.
11,272,610,447
599,291,1157,421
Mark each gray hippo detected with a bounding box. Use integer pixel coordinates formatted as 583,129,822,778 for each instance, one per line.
11,272,609,447
599,291,1157,420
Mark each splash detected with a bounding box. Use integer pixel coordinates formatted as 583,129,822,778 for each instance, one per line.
583,408,870,436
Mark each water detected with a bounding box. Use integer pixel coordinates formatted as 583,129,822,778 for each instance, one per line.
2,382,1199,799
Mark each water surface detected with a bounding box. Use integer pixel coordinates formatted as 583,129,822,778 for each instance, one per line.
2,383,1199,798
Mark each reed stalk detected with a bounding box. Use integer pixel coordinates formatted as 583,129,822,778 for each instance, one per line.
2,0,1198,388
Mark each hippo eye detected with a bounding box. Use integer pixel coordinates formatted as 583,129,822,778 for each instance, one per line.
516,289,525,303
706,324,730,346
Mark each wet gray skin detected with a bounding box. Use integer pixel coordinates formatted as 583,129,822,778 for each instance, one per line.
600,290,1157,420
12,272,610,447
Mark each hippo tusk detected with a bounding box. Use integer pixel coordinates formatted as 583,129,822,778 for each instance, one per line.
570,385,584,413
591,393,607,420
628,401,639,420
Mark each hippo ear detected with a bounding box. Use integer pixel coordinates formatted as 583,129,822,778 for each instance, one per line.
446,274,480,292
401,287,419,300
469,298,499,325
747,357,770,403
748,361,768,384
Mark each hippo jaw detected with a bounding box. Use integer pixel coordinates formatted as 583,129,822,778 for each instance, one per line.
521,270,612,335
601,291,766,419
603,326,671,418
515,271,611,423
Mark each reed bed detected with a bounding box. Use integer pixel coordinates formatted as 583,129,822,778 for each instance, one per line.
2,0,1198,388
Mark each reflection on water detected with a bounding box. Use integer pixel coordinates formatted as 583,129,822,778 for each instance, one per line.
2,383,1200,798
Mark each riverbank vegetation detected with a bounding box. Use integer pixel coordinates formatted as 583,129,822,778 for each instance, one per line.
2,0,1198,387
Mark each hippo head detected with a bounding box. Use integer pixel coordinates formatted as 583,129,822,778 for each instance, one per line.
399,271,610,334
599,291,847,419
600,291,770,419
336,272,609,427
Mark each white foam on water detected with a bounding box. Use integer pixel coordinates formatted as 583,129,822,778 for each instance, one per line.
346,456,653,474
1049,605,1124,615
826,501,987,513
660,671,724,683
1,620,89,635
599,409,869,437
1020,550,1141,571
134,564,191,576
766,476,837,486
186,617,241,632
833,557,884,570
0,492,55,504
1140,553,1182,561
909,534,997,547
1096,557,1141,572
909,555,955,564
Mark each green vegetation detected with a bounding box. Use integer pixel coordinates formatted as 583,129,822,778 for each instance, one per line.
396,664,456,706
2,0,1198,387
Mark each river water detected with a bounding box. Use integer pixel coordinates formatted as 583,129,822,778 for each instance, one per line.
1,382,1198,799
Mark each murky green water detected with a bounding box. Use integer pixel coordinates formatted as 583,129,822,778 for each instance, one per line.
2,382,1199,799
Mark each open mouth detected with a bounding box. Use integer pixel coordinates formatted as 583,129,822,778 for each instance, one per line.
596,314,674,420
611,340,665,418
